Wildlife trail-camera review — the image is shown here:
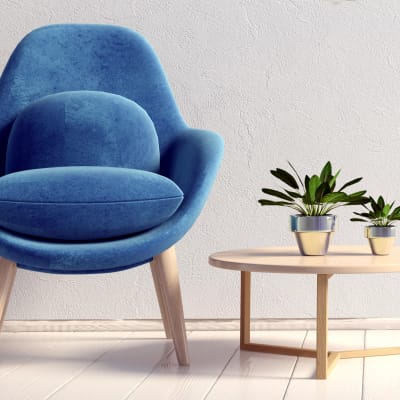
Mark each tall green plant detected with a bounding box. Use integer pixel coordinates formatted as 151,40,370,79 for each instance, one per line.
258,161,368,216
351,196,400,227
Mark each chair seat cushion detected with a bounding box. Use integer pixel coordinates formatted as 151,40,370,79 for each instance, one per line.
0,166,183,241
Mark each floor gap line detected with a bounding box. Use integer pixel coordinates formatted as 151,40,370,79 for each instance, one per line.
44,332,130,400
282,330,308,400
203,345,240,400
118,331,193,400
361,329,366,400
120,343,176,400
0,333,70,381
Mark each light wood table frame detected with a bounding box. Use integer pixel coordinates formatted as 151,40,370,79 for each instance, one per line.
209,245,400,379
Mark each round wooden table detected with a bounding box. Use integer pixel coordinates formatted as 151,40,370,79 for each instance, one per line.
209,245,400,379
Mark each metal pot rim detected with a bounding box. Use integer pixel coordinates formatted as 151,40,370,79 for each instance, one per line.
365,225,396,238
290,214,336,232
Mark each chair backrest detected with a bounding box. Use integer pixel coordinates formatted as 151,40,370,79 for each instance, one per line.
0,24,186,175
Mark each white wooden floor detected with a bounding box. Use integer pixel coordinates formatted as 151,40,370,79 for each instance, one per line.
1,329,400,399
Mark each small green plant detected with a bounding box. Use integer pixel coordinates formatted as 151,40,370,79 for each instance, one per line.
351,196,400,227
258,161,368,216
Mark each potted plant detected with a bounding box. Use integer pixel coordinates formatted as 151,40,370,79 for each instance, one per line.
258,161,368,255
351,196,400,255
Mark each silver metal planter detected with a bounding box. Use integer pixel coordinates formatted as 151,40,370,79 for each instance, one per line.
290,215,336,256
365,226,396,256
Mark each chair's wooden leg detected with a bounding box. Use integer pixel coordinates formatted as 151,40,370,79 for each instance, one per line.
0,258,17,330
151,246,189,366
150,259,173,339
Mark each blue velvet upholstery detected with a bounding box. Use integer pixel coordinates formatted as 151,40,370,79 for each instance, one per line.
0,25,224,274
0,167,183,241
0,24,186,175
7,91,160,173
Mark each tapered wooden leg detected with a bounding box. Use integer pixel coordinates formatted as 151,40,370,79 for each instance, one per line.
240,271,251,347
316,274,329,379
150,246,189,365
150,260,173,339
0,258,17,330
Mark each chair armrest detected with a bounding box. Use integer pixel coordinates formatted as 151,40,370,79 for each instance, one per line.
161,128,224,222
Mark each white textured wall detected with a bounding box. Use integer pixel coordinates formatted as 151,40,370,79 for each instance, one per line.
2,0,400,320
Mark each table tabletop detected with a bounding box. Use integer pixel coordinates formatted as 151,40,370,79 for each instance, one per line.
209,245,400,274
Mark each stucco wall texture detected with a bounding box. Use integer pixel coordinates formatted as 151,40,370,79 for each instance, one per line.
1,0,400,320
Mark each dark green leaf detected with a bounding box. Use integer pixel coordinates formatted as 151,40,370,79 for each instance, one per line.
270,168,299,189
328,169,341,190
304,175,310,191
347,190,367,199
378,196,385,209
308,175,320,203
391,206,400,216
353,212,372,218
303,175,311,204
258,199,294,206
320,161,332,183
261,188,294,202
285,189,303,199
360,197,371,204
322,192,347,203
315,182,330,203
350,218,369,222
370,197,379,213
337,177,363,192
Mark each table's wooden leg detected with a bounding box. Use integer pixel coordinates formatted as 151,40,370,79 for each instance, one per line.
237,270,400,379
240,271,251,347
316,274,329,379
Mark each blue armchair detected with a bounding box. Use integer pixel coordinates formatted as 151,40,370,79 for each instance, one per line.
0,25,223,365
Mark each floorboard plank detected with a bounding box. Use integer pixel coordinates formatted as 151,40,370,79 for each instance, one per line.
4,330,400,400
0,332,91,379
45,331,175,400
363,330,400,400
205,331,306,400
126,331,239,400
286,330,364,400
0,332,132,400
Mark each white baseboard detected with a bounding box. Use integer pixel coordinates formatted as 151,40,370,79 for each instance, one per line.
3,318,400,332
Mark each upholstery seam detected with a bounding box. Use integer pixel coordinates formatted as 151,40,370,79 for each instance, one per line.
0,197,183,205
